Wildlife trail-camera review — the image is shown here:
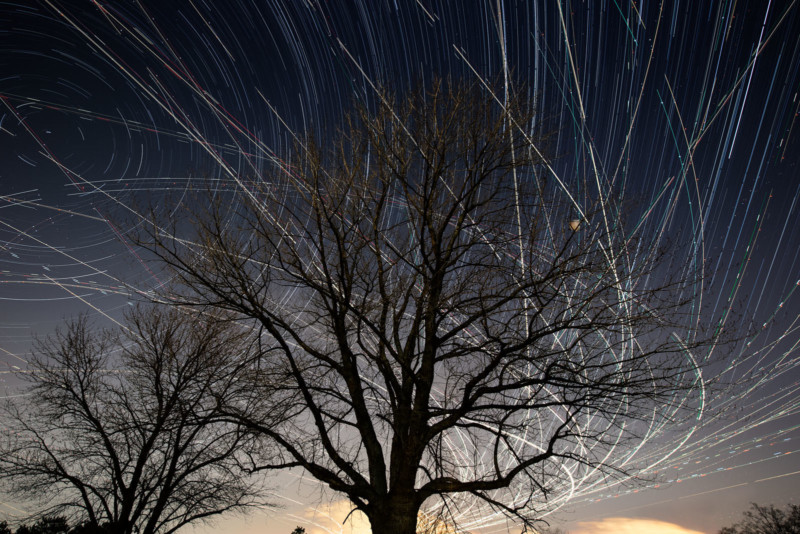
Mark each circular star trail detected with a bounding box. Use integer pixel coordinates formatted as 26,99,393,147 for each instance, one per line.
1,1,800,532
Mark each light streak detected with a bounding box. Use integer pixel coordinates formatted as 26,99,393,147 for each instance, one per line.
1,2,800,532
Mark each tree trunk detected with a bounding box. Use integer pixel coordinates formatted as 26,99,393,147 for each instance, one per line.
365,496,420,534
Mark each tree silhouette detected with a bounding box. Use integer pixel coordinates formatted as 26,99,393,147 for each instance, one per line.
1,306,267,534
15,517,69,534
145,78,718,533
719,503,800,534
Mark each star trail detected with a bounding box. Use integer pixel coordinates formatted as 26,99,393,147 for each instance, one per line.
1,1,800,533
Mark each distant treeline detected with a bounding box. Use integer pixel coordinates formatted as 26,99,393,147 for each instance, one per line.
0,517,117,534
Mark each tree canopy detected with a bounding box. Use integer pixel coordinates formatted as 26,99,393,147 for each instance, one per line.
720,503,800,534
144,78,715,534
0,306,266,534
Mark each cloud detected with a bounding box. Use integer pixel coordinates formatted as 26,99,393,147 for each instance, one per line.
571,517,706,534
295,502,461,534
298,499,371,534
290,508,706,534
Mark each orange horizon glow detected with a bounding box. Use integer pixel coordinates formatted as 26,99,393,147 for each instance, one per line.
569,517,707,534
191,508,710,534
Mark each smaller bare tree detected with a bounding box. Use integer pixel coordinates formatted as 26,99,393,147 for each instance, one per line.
719,503,800,534
0,306,268,534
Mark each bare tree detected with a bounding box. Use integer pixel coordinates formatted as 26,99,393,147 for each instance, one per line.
0,306,267,534
144,78,714,534
719,503,800,534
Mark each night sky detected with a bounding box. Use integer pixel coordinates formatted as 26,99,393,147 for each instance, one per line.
2,1,800,533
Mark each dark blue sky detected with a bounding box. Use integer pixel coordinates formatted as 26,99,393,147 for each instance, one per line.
2,1,800,532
